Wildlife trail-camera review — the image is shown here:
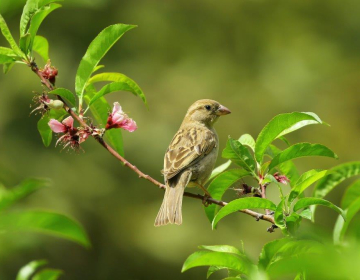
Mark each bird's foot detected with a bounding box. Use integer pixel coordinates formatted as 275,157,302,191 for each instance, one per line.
202,194,210,207
255,214,264,221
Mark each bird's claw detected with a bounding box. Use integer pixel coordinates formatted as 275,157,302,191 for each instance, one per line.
256,214,264,221
202,194,210,207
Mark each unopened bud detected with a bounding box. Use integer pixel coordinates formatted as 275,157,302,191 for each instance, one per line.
46,99,64,110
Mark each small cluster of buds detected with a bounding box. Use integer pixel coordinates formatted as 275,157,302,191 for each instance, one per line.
39,60,58,85
273,172,290,185
31,93,64,115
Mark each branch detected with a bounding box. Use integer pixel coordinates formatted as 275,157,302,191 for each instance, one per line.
30,62,275,226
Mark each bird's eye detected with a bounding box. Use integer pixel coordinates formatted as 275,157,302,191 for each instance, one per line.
205,105,211,111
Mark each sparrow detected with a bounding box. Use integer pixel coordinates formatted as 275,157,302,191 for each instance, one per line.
154,99,231,226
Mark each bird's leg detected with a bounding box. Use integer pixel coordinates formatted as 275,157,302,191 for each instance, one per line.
193,182,212,206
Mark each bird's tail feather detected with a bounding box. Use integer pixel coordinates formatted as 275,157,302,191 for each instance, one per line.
154,171,191,226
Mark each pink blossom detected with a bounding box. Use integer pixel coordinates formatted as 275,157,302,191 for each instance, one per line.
48,116,89,150
48,116,74,133
48,119,67,133
106,102,137,132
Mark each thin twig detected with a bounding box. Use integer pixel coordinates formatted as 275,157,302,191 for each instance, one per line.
30,62,275,226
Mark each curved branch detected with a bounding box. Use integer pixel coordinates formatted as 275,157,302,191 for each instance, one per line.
30,63,275,226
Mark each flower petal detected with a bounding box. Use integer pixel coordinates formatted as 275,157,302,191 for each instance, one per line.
121,119,137,132
62,116,74,129
112,112,125,124
112,102,123,115
48,119,67,133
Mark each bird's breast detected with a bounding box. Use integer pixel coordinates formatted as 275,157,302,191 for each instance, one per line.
190,143,219,186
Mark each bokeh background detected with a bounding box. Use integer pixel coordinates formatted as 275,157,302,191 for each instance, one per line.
0,0,360,279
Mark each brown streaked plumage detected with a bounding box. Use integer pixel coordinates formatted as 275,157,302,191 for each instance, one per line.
155,99,231,226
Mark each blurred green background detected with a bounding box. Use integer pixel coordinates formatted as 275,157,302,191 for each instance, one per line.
0,0,360,279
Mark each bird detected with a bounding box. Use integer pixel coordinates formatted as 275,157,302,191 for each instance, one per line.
154,99,231,226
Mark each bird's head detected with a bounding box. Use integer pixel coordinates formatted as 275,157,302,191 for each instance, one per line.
184,99,231,126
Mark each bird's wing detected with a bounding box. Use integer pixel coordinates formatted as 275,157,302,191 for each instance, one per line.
163,126,216,179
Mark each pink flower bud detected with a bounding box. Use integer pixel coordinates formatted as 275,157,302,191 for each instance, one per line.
39,60,58,85
106,102,137,132
273,172,290,185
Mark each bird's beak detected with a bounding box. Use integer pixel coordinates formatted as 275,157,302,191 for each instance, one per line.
216,105,231,115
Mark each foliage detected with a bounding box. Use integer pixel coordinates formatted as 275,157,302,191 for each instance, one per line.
16,259,62,280
183,113,360,279
0,178,90,247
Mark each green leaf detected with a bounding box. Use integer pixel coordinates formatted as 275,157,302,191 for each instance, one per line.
274,198,286,230
39,0,63,7
288,170,329,203
205,169,250,223
208,160,232,181
27,3,61,51
85,90,124,156
313,161,360,199
92,64,104,74
33,35,49,62
341,180,360,209
37,115,52,147
0,178,50,211
182,251,250,274
285,213,302,235
0,14,23,56
75,24,136,98
33,269,63,280
37,109,67,147
3,62,15,74
238,134,255,151
262,174,278,185
258,238,292,270
207,266,226,279
0,54,15,64
222,138,256,173
293,198,345,220
278,136,291,147
0,210,90,247
268,143,337,171
0,46,17,56
19,33,31,54
333,197,360,244
88,72,147,105
199,245,243,256
49,88,76,107
298,208,312,220
16,259,47,280
89,81,133,105
20,0,39,36
266,239,324,274
212,197,276,229
255,112,323,163
266,144,300,184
